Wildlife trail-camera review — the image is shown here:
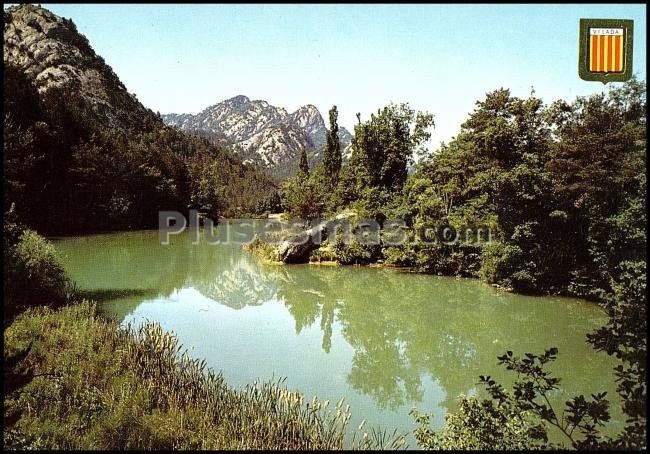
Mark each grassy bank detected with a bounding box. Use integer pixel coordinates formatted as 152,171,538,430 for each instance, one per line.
4,301,408,450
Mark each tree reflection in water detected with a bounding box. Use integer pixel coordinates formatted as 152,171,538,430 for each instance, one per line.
55,231,621,419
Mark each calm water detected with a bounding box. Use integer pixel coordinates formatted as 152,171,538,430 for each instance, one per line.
53,229,623,446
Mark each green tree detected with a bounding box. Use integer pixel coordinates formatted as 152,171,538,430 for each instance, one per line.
281,164,327,220
322,105,341,185
351,103,434,193
546,77,646,302
298,148,310,177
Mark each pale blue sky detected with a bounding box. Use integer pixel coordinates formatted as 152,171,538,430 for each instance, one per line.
28,4,649,145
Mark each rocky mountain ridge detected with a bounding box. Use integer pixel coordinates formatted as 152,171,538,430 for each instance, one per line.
163,96,352,179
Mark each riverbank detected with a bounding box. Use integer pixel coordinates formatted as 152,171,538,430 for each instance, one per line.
243,229,540,299
3,225,406,450
242,215,641,309
4,300,404,450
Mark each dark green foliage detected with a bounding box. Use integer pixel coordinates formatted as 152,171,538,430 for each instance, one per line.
317,103,434,223
412,396,547,450
67,128,190,231
298,148,310,176
3,62,275,234
479,242,526,289
281,164,329,220
386,80,645,299
403,89,565,292
349,103,434,194
3,214,75,325
282,102,434,224
546,79,647,302
328,219,382,265
322,106,342,185
184,140,276,219
3,66,70,232
255,191,284,215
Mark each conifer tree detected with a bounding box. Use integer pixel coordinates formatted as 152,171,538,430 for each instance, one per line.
323,105,341,184
298,149,309,176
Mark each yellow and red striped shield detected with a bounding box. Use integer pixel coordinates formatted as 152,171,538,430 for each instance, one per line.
579,19,633,84
589,28,624,73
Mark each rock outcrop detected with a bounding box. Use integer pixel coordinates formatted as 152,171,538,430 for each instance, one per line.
4,4,157,129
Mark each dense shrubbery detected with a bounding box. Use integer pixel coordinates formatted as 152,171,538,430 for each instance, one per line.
3,216,74,325
412,396,547,450
242,234,282,264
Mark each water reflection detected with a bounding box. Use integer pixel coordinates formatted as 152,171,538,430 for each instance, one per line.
54,230,622,429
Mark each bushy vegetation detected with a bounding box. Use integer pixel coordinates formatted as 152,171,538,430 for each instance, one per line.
412,396,547,450
242,233,283,264
5,301,405,450
3,213,75,325
280,80,646,303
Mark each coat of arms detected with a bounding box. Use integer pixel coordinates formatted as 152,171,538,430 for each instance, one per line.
579,19,633,83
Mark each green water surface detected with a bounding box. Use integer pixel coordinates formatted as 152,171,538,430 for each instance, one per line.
52,229,623,446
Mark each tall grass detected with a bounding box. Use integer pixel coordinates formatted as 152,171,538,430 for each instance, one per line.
3,301,406,450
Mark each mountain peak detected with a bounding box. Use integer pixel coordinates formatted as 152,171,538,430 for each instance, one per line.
162,97,352,179
229,94,250,103
291,104,320,119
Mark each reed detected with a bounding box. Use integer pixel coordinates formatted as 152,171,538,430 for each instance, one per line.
3,301,406,450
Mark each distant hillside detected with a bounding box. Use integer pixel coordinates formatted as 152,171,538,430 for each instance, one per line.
163,96,352,180
3,4,276,234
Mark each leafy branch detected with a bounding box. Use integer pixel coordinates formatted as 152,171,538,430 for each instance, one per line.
479,348,611,449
